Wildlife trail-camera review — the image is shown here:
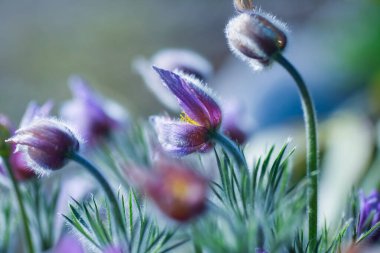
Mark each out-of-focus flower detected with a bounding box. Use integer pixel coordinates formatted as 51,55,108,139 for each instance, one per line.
357,190,380,241
103,246,124,253
6,118,80,175
225,10,287,70
51,234,84,253
60,75,127,146
222,100,253,145
127,158,208,222
150,67,222,156
134,49,213,111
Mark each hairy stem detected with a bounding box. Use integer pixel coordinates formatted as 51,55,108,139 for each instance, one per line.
211,131,248,171
275,53,319,250
69,153,127,238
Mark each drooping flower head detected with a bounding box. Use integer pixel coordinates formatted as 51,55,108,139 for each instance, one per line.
126,158,208,222
225,9,288,70
6,118,80,175
0,101,54,181
134,49,213,111
150,67,222,156
61,75,127,146
357,190,380,242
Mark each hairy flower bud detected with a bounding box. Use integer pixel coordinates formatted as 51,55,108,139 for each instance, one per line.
225,10,288,70
6,118,80,174
234,0,254,12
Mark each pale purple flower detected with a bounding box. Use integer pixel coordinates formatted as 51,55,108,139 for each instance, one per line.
6,118,80,175
225,10,288,70
51,235,84,253
357,190,380,241
150,67,222,156
222,100,253,145
134,49,213,111
126,158,208,222
61,75,127,145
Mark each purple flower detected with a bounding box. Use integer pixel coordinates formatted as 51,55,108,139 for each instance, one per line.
1,101,53,181
357,190,380,241
126,158,208,222
61,75,127,146
6,118,80,175
52,235,84,253
134,49,213,111
151,67,222,156
225,10,288,70
221,100,253,145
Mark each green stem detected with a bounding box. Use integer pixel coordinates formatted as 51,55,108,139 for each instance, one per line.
211,131,248,171
69,152,127,237
4,160,35,253
275,53,319,250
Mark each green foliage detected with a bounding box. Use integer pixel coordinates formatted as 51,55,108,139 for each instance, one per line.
24,179,61,251
0,198,14,253
64,189,188,253
192,143,307,252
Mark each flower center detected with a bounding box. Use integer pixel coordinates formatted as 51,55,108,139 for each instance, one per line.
180,112,201,126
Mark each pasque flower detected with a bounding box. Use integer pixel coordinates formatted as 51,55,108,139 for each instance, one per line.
0,101,53,180
357,190,380,241
127,158,208,221
225,10,288,70
134,49,213,111
150,67,222,156
6,118,80,175
61,75,127,146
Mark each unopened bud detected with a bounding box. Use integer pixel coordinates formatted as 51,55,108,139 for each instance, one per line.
6,118,80,174
234,0,254,12
225,11,288,70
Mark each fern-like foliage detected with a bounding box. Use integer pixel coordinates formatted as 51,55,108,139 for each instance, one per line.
64,188,188,253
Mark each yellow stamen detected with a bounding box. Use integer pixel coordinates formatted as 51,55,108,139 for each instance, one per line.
180,112,200,126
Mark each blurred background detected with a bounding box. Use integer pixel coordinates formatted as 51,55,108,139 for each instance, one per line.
1,0,380,226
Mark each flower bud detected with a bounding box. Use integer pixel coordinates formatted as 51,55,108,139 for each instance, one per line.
234,0,254,12
127,159,208,222
225,10,288,70
6,118,80,174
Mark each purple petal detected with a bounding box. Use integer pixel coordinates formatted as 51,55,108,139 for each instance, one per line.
151,116,213,156
53,235,84,253
20,101,53,127
153,67,212,126
190,81,222,128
